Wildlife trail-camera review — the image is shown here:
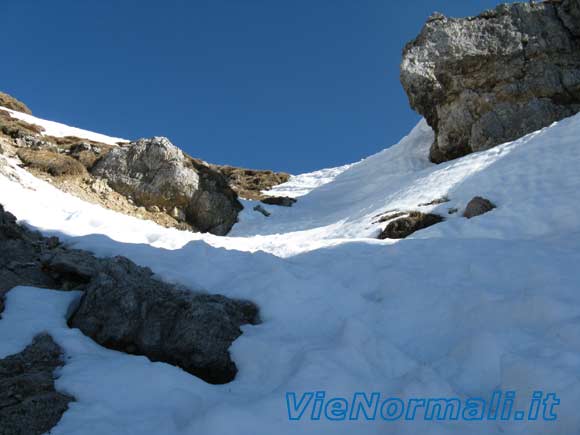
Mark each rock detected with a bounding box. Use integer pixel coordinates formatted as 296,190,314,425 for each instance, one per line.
170,206,186,222
0,203,261,385
261,196,297,207
418,197,449,207
378,212,444,239
41,249,101,285
0,205,61,314
400,1,580,163
253,204,271,217
91,137,242,235
90,178,112,195
463,196,496,219
68,256,260,384
0,91,32,114
0,334,74,435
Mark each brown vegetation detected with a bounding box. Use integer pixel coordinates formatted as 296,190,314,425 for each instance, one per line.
17,149,88,178
0,91,32,114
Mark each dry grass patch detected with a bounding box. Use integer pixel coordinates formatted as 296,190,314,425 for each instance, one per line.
0,91,32,114
17,148,88,178
0,109,44,138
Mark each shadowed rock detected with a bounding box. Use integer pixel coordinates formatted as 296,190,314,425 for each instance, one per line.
261,196,297,207
0,334,74,435
0,204,260,385
401,0,580,163
463,196,496,219
378,212,444,239
68,257,260,384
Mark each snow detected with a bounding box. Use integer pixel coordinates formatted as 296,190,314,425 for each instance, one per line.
263,162,355,198
1,113,580,434
4,108,127,145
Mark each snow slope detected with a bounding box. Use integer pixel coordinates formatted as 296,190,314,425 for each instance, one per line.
1,113,580,434
4,108,126,145
263,162,355,198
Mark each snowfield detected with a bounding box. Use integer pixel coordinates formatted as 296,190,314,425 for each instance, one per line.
4,107,127,145
1,113,580,434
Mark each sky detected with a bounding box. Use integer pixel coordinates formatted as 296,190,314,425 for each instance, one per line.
3,0,517,174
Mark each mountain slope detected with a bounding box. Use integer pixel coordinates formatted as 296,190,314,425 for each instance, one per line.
1,111,580,434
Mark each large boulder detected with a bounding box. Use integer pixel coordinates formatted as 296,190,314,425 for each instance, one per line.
91,137,243,235
68,256,260,385
400,1,580,163
0,334,74,435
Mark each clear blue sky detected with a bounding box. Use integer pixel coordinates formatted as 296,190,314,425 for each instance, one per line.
3,0,516,173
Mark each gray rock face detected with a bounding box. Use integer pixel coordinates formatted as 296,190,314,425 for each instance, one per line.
463,196,496,219
401,0,580,163
68,256,260,384
0,205,60,314
378,212,443,239
0,334,74,435
261,196,297,207
91,137,243,235
0,204,260,385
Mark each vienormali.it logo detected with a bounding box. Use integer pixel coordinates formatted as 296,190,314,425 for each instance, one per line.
285,390,560,422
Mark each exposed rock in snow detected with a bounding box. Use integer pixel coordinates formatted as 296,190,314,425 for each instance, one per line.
260,196,297,207
252,204,271,217
0,333,73,435
378,211,444,239
401,0,580,163
91,137,243,235
463,196,496,219
0,203,260,385
68,256,260,384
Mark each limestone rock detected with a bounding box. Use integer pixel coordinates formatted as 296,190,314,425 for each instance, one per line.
401,1,580,163
91,137,242,235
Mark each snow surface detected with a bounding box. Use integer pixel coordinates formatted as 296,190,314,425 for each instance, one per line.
1,113,580,434
263,162,355,198
4,108,127,145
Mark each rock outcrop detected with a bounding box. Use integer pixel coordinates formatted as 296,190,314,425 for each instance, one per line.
0,205,61,314
0,334,74,435
68,256,260,384
401,0,580,163
463,196,496,219
0,204,260,385
378,212,443,239
91,137,243,235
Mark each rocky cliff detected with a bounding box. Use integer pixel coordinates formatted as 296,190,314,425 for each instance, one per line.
401,0,580,163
